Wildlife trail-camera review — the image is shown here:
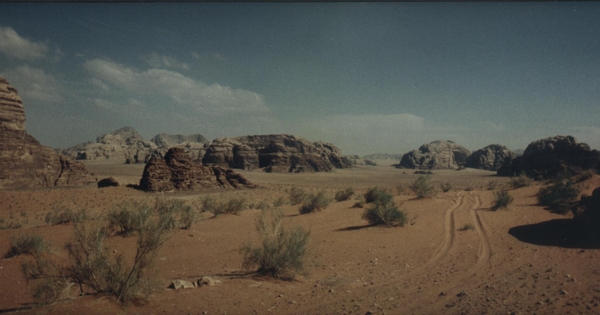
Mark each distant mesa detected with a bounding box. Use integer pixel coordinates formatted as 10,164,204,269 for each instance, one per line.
62,128,209,164
201,134,352,173
139,147,255,192
497,135,600,179
344,155,377,166
465,144,516,171
0,77,94,189
362,153,402,166
397,140,470,170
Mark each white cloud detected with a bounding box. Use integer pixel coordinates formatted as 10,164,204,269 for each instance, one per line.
0,26,48,60
84,58,268,114
0,65,63,102
141,52,190,71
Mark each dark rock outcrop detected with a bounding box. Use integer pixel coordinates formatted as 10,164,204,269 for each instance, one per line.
139,148,255,192
0,77,94,189
397,140,471,170
97,177,119,188
202,135,352,173
465,144,516,171
497,135,600,179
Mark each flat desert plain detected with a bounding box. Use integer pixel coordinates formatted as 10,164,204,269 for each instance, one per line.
1,163,599,315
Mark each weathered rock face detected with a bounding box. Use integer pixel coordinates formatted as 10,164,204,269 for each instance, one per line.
497,135,600,179
0,77,94,189
465,144,516,171
150,133,208,148
344,155,377,166
62,127,158,164
139,148,255,192
397,140,471,170
202,135,352,173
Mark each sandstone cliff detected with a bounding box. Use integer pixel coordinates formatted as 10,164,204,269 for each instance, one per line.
465,144,515,171
397,140,471,170
151,133,209,162
0,77,94,189
139,148,255,192
497,135,600,179
201,134,352,173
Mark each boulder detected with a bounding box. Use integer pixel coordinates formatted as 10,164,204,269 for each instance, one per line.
497,135,600,179
97,177,119,188
197,276,221,287
397,140,471,170
0,77,94,189
169,279,196,289
139,147,256,192
202,134,352,173
465,144,516,171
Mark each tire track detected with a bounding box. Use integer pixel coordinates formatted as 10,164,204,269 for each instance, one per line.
469,194,492,274
426,192,464,266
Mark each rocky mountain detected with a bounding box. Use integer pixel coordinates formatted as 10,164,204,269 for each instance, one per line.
362,153,403,161
497,135,600,179
397,140,471,170
150,133,208,148
202,134,352,173
344,155,377,166
139,148,255,192
0,77,94,189
465,144,516,171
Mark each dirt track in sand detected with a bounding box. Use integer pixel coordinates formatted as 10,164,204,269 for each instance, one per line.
0,165,599,315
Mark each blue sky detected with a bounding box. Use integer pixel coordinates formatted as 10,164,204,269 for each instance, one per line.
0,3,598,156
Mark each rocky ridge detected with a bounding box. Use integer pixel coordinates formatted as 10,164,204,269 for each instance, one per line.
139,148,255,192
0,77,94,189
465,144,516,171
397,140,471,170
201,134,352,173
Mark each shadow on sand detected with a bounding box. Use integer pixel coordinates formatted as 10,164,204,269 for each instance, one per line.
335,224,376,232
509,219,600,249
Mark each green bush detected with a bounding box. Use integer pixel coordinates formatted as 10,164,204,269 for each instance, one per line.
299,191,330,214
241,210,311,280
289,187,308,205
537,180,581,214
107,202,153,235
201,196,246,217
364,187,387,203
362,190,407,227
45,206,88,225
440,182,452,193
492,190,514,210
409,176,436,198
510,173,532,188
334,188,355,202
154,197,197,229
4,233,50,258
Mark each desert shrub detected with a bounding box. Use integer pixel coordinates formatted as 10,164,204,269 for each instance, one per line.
334,188,355,202
201,196,246,217
299,191,330,214
510,173,532,189
440,182,452,193
414,170,433,175
154,197,197,229
45,206,88,225
487,180,499,190
273,196,287,207
577,168,596,183
395,184,406,195
492,190,514,210
362,190,407,227
289,187,308,205
364,187,387,203
241,209,311,280
459,223,475,231
352,201,364,208
0,217,22,230
537,180,581,214
409,176,436,198
464,185,474,192
4,234,50,258
254,200,271,211
107,202,153,235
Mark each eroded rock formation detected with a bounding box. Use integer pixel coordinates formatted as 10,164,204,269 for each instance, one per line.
344,155,377,166
0,77,94,189
202,134,352,173
497,135,600,179
397,140,471,170
139,148,255,192
465,144,516,171
151,133,209,162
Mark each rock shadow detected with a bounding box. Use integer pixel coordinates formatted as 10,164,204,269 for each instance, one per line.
508,219,600,249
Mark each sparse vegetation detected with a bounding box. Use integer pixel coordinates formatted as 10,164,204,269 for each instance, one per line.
510,173,532,189
4,233,50,258
487,180,499,190
154,197,197,229
364,187,387,203
241,210,311,280
108,202,153,235
492,190,514,210
414,170,433,175
537,179,581,214
362,190,407,227
44,206,88,225
289,187,308,205
459,223,475,231
409,176,436,198
576,168,596,183
334,188,355,202
201,196,246,217
440,182,452,193
395,184,406,195
299,191,330,214
273,196,287,207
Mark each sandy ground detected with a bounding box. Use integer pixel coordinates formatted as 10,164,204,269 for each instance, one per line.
0,164,599,315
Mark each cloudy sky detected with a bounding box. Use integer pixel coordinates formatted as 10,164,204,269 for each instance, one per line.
0,3,599,156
